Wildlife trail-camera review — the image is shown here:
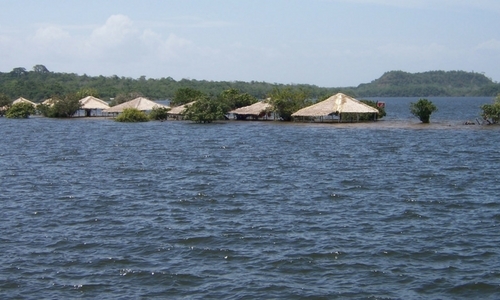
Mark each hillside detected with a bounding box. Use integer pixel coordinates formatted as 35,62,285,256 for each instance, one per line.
1,66,499,101
355,70,500,97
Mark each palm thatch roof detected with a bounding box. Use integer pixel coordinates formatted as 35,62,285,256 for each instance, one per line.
291,93,379,117
42,98,55,106
79,96,110,110
13,97,37,107
229,101,272,116
168,101,196,115
103,97,169,113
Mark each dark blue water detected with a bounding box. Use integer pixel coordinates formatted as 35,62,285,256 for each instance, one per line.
1,98,500,299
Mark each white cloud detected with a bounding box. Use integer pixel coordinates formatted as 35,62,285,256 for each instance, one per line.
32,26,70,45
89,14,137,47
476,39,500,51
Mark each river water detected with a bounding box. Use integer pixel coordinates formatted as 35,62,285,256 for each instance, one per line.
1,97,499,299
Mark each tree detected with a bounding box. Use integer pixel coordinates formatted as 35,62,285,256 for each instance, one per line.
115,108,149,122
410,98,437,123
218,88,257,111
0,93,12,116
6,102,35,118
171,87,205,106
33,64,50,73
268,87,310,121
480,94,500,124
149,106,170,121
38,94,82,118
184,96,225,123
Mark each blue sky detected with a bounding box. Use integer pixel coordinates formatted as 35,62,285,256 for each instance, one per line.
1,0,499,87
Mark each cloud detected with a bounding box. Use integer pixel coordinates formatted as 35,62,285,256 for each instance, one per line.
32,25,70,45
476,39,500,51
89,14,137,47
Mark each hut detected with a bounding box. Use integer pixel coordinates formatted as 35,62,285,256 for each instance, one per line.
167,101,196,120
42,98,55,106
228,100,273,120
13,97,37,107
103,97,169,114
291,93,379,122
79,96,110,117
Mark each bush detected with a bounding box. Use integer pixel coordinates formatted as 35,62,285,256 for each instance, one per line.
6,102,36,118
38,94,82,118
410,98,437,123
149,106,170,121
184,96,225,123
480,94,500,124
115,108,149,122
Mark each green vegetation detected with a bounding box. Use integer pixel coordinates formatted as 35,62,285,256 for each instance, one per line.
183,96,226,123
410,98,438,123
5,102,35,118
0,93,12,116
149,106,170,121
37,94,82,118
171,88,205,106
356,70,497,97
480,94,500,124
268,87,311,121
115,108,149,122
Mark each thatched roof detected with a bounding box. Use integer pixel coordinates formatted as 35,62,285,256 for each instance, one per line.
291,93,379,117
168,101,196,115
79,96,110,110
103,97,169,113
13,97,36,107
229,101,272,116
42,98,55,106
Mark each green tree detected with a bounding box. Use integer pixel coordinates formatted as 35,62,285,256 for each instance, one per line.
149,106,170,121
268,87,310,121
410,98,437,123
115,108,149,122
480,94,500,124
0,93,12,116
218,88,257,111
6,102,35,118
38,94,82,118
184,96,225,123
171,87,205,106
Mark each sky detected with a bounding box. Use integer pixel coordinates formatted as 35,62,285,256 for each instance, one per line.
1,0,499,87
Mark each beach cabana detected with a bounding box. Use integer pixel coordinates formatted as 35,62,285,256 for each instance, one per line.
167,101,196,120
13,97,37,107
79,96,110,117
103,97,169,114
291,93,379,122
228,100,273,120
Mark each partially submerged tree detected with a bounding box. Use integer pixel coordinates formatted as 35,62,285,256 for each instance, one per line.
184,96,225,123
410,98,437,123
5,102,35,118
115,108,149,122
268,87,310,121
149,106,170,121
218,88,257,111
480,94,500,124
38,94,82,118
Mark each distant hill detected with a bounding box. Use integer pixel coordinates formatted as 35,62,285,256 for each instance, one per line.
354,70,500,97
1,66,499,101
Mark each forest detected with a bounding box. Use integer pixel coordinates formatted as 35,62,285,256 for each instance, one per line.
1,65,499,102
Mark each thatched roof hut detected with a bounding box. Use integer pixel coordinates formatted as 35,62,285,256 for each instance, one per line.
167,101,196,116
79,96,110,110
103,97,169,113
13,97,36,107
291,93,378,122
42,98,55,106
228,101,273,120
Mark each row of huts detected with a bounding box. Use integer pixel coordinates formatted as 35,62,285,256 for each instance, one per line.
6,93,380,122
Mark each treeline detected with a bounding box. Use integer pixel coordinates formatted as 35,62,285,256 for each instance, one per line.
0,65,347,102
1,66,499,101
355,70,500,97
